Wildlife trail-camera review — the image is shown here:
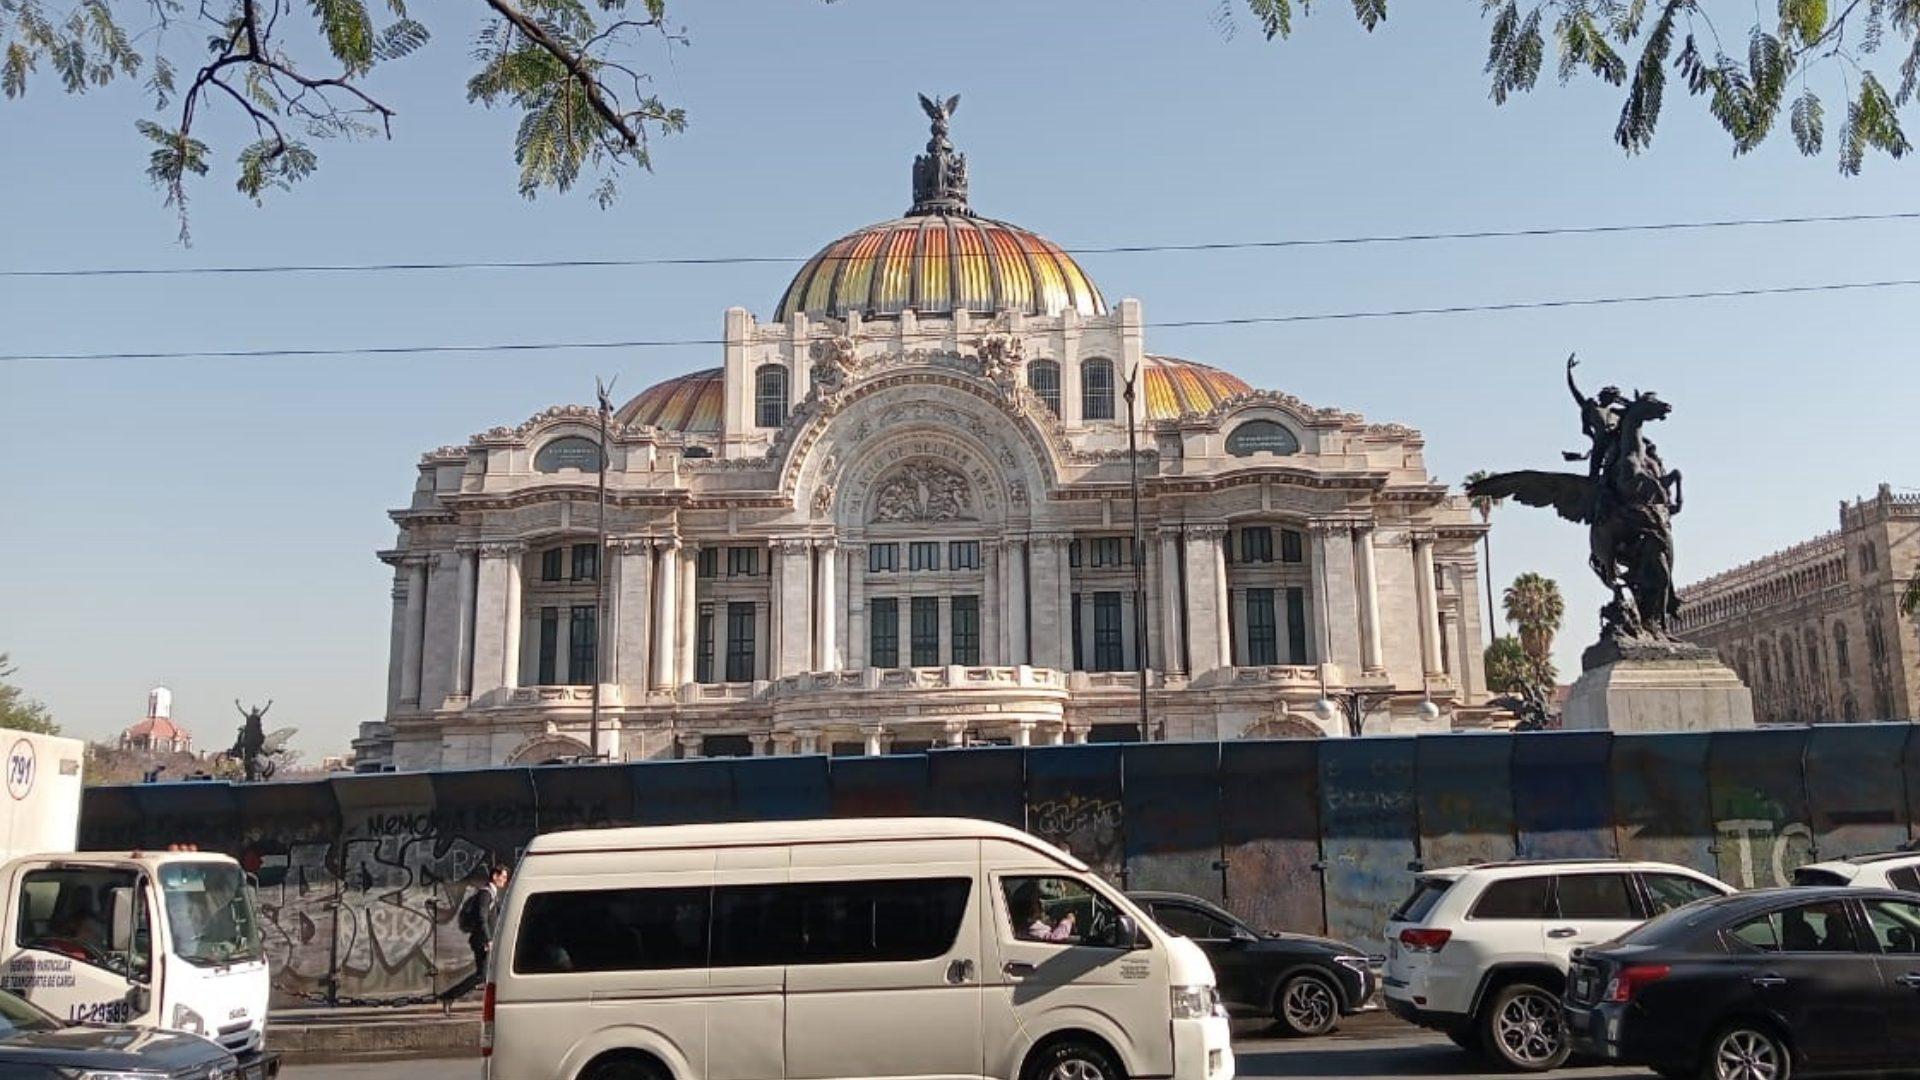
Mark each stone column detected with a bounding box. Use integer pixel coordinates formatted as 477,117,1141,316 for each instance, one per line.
1011,721,1034,748
1028,536,1063,669
1314,521,1362,672
862,726,886,757
452,547,476,696
420,550,465,707
814,540,838,671
1057,536,1076,669
1006,539,1030,665
678,543,699,687
1158,530,1186,676
847,546,867,670
1212,529,1231,671
677,731,704,759
775,539,812,677
469,543,525,698
614,540,653,691
767,538,783,674
1182,525,1229,675
650,539,679,691
982,542,1001,665
750,734,771,757
1354,525,1386,673
1414,533,1445,676
1077,592,1095,672
399,557,428,707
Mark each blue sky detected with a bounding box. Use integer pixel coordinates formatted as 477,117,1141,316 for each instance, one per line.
1,1,1914,754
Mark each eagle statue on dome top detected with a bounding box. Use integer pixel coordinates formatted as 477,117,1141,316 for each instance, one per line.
1468,356,1692,669
911,93,970,216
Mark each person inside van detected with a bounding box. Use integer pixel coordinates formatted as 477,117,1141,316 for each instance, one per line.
1011,883,1078,943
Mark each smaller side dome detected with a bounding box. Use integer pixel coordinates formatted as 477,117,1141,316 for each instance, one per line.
618,368,724,433
1139,356,1252,421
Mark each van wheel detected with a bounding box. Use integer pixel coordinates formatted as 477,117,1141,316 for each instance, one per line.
1025,1039,1123,1080
1274,972,1341,1036
582,1055,667,1080
1481,982,1570,1072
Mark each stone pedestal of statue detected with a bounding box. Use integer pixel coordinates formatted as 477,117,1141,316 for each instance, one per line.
1561,638,1756,732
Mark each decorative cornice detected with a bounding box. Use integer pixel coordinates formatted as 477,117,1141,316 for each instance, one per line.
476,541,526,558
1184,523,1229,540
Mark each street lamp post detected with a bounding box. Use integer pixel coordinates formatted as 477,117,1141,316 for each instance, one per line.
1314,689,1402,738
1123,364,1151,742
590,376,617,761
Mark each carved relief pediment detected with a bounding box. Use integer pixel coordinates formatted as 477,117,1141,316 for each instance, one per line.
870,461,976,523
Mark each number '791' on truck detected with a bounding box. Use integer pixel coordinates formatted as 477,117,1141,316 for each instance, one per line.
0,726,279,1078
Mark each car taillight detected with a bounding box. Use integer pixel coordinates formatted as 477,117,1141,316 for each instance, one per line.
1604,964,1670,1003
1398,928,1452,953
481,981,496,1057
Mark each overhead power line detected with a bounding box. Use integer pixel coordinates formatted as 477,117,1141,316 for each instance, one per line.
3,210,1917,279
5,275,1916,364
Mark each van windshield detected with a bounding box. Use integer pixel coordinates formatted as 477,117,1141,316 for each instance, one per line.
160,862,264,967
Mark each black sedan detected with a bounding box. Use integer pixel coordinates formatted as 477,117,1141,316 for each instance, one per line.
0,987,239,1080
1131,890,1378,1036
1565,886,1920,1080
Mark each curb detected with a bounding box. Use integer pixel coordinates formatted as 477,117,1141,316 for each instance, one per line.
271,1007,480,1063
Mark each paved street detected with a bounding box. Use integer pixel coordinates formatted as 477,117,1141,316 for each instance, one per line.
280,1030,1656,1080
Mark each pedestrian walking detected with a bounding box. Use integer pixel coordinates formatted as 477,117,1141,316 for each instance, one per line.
440,862,509,1014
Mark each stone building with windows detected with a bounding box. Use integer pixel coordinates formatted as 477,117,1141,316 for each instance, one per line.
1676,484,1920,724
365,108,1490,770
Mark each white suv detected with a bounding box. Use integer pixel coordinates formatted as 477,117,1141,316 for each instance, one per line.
1382,859,1732,1071
1791,850,1920,891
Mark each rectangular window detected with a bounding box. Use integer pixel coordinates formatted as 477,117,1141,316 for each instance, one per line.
16,867,151,982
703,734,753,758
1247,588,1279,666
1281,529,1304,563
1069,540,1082,568
1240,527,1274,564
951,595,980,665
949,541,980,571
537,607,560,684
541,548,564,582
1092,537,1124,567
711,879,972,967
1071,594,1084,670
728,546,759,577
909,542,940,572
870,598,899,668
868,543,899,574
1093,591,1124,671
1469,876,1553,920
725,602,755,682
695,604,715,684
1286,587,1308,664
697,548,720,579
568,605,597,683
571,543,599,582
514,886,711,974
911,597,940,666
1553,874,1640,920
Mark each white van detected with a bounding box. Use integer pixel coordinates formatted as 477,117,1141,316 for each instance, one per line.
485,817,1234,1080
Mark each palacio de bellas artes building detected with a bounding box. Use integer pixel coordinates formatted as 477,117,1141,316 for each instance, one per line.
357,102,1491,772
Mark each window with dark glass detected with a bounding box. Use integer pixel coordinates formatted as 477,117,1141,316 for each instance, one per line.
1286,587,1308,664
568,605,597,683
1469,876,1553,919
1732,902,1860,954
1092,537,1123,567
711,879,972,967
16,867,151,980
541,548,564,582
571,543,598,582
870,598,899,668
1069,540,1082,568
1028,359,1062,417
1863,898,1920,954
755,365,789,428
951,596,980,665
949,541,980,570
703,734,752,758
909,542,940,572
1093,591,1124,671
1081,358,1116,421
514,886,711,974
1834,624,1851,676
728,546,759,577
1071,594,1083,670
1247,588,1279,666
725,602,755,682
1151,903,1235,941
695,604,715,684
1553,874,1640,920
911,597,940,666
537,607,560,684
1643,873,1725,914
697,548,719,579
1240,527,1273,564
1281,529,1304,564
869,543,898,574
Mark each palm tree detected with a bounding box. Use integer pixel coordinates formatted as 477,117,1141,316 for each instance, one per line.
1503,573,1566,681
1463,470,1504,645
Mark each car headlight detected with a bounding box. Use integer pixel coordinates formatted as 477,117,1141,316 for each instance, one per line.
1171,984,1224,1019
171,1001,206,1035
1334,954,1373,977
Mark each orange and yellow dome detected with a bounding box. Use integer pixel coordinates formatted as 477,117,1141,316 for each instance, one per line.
774,214,1105,323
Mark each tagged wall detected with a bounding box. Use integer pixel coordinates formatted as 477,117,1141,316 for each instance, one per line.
80,724,1920,1003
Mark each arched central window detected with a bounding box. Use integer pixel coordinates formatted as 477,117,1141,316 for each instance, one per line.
755,364,789,428
1081,358,1115,421
1028,359,1061,417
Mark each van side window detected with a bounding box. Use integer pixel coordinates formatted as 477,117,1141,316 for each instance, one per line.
514,886,711,974
713,879,972,966
1003,876,1124,947
10,868,149,982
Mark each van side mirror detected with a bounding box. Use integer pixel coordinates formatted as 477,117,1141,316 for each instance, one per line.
1105,913,1141,950
108,887,135,953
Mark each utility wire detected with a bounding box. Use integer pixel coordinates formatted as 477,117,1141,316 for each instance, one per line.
5,275,1917,363
3,210,1917,279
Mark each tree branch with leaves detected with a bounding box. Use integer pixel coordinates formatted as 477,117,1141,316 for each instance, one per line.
1238,0,1916,173
1,0,686,238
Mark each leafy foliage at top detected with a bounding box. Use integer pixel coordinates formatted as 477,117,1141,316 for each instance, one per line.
0,653,60,735
0,0,685,238
1240,0,1916,173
